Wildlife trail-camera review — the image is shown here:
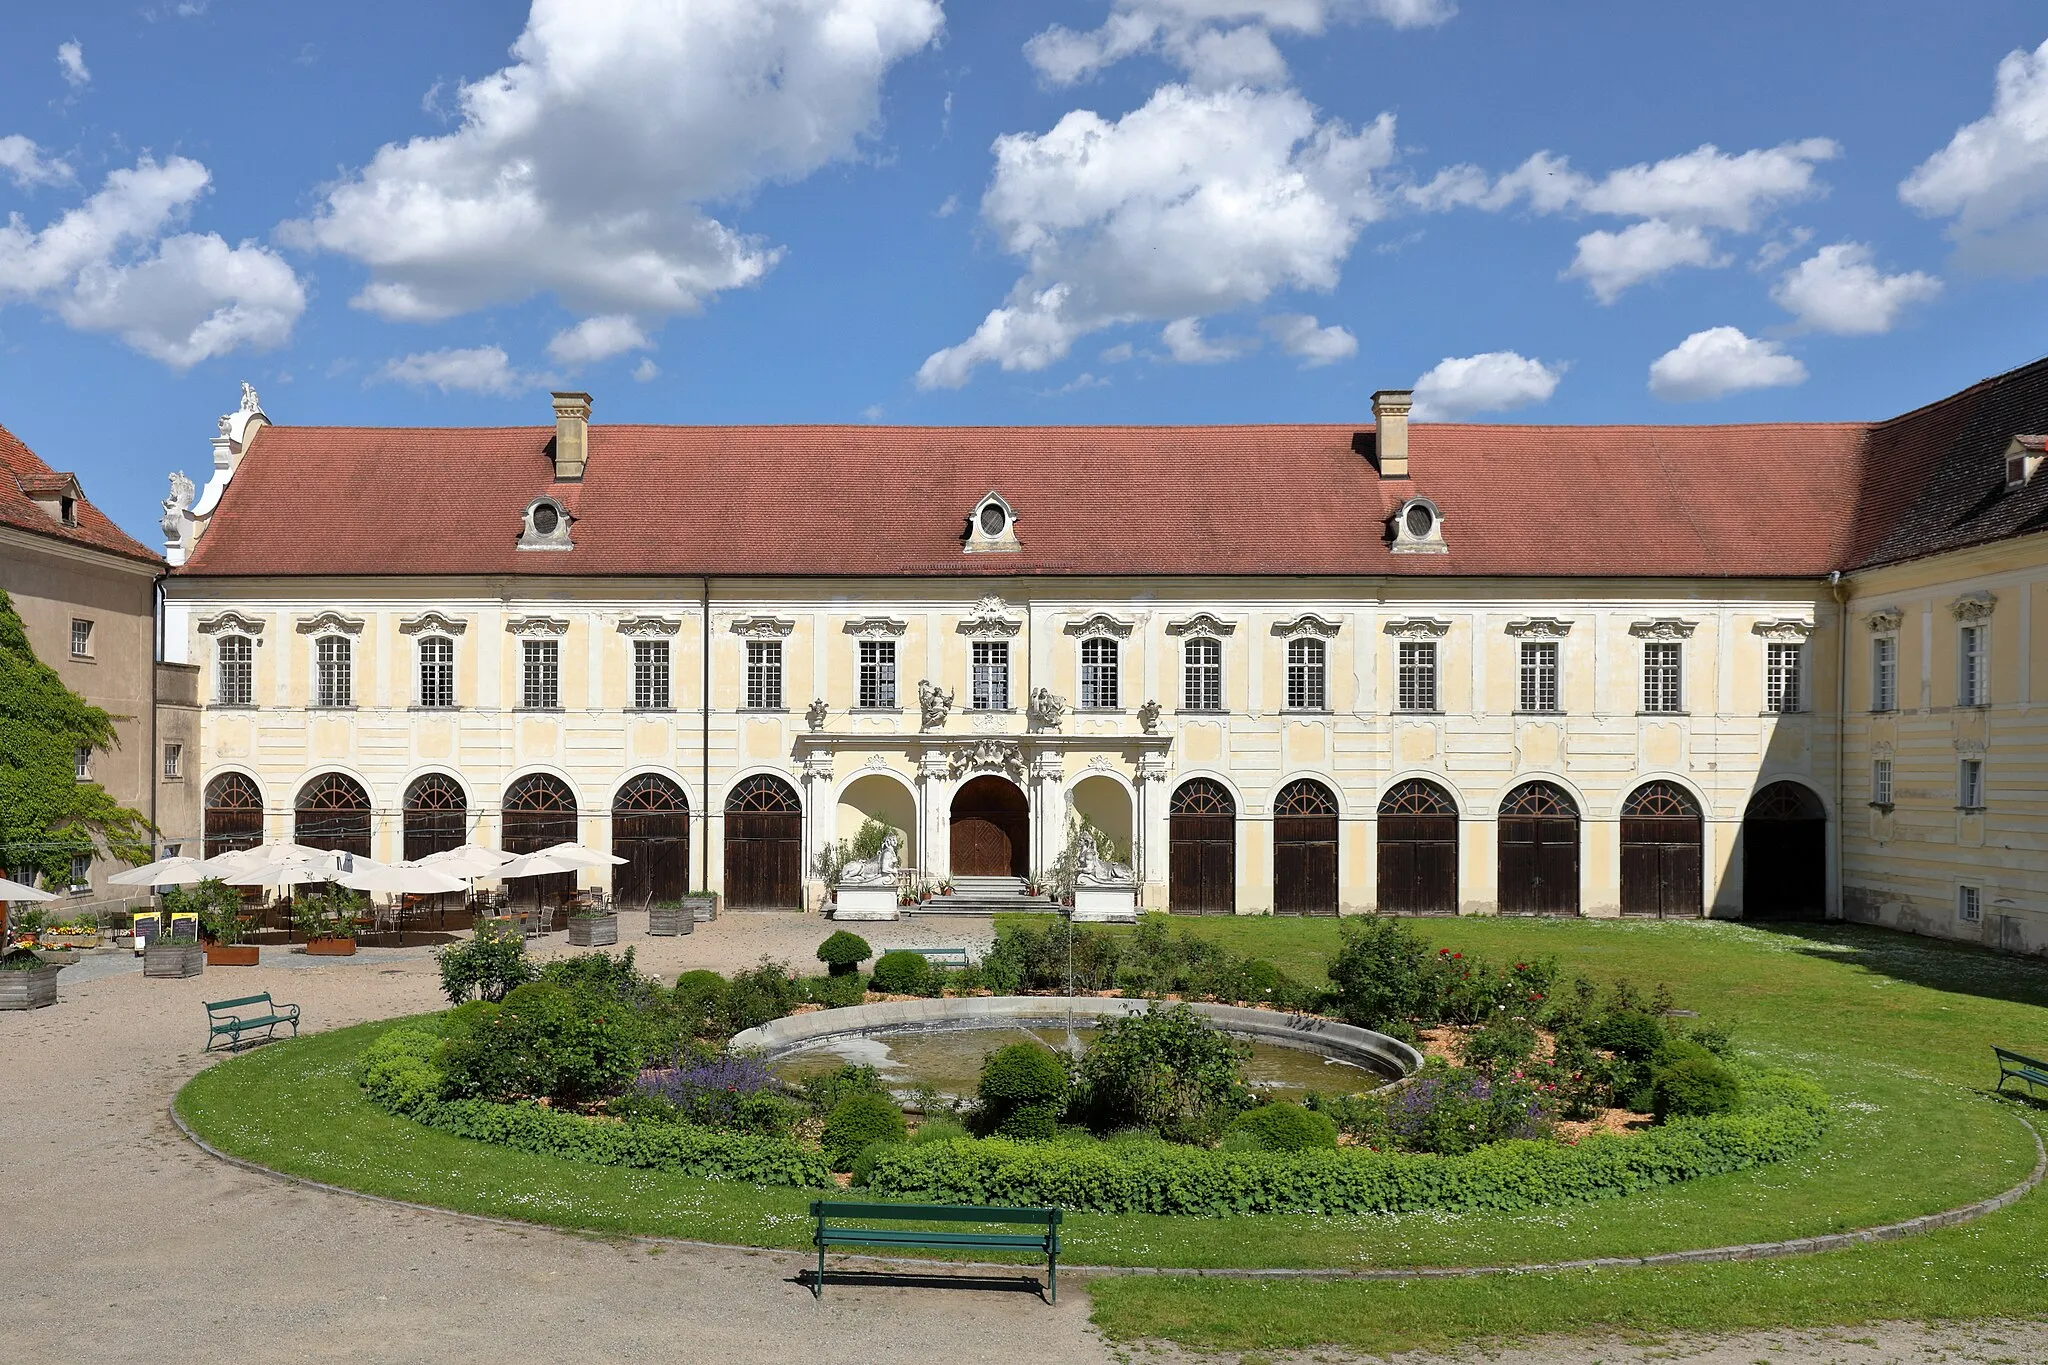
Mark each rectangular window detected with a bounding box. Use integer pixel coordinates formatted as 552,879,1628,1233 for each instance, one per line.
521,638,559,710
216,635,253,706
1959,624,1988,706
971,640,1009,711
857,639,896,709
1286,638,1328,710
1080,637,1120,710
1959,757,1985,810
1397,640,1438,712
417,636,455,709
1871,636,1897,712
1518,640,1559,713
743,640,780,710
1183,637,1222,711
162,743,182,780
1871,757,1893,806
1766,641,1804,713
1958,885,1982,924
70,619,92,657
1642,642,1683,713
635,639,673,710
74,745,92,781
315,636,353,708
69,853,90,890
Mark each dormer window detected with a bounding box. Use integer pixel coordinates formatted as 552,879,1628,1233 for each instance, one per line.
2007,436,2045,490
518,497,574,551
1389,496,1447,554
964,491,1020,553
59,496,77,527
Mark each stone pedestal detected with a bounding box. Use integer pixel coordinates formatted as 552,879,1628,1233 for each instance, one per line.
1071,884,1138,923
833,884,900,921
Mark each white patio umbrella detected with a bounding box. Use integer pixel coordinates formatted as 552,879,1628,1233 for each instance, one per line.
497,850,584,880
194,840,319,879
338,860,468,895
107,855,208,887
0,876,56,903
419,844,516,876
538,842,627,868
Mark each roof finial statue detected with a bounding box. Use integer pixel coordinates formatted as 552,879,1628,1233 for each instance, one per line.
239,381,261,414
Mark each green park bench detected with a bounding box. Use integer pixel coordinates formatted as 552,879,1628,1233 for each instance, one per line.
808,1200,1061,1302
1994,1046,2048,1099
204,992,302,1053
910,946,972,968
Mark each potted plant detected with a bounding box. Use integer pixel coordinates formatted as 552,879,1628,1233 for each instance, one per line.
679,889,718,923
143,917,206,978
567,904,618,947
293,882,364,956
0,944,62,1009
937,878,955,897
41,918,99,949
647,900,694,937
170,879,259,967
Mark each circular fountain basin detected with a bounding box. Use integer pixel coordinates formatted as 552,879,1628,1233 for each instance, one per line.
730,997,1421,1100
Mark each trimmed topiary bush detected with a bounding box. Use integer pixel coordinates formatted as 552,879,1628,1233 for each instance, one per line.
1653,1052,1742,1120
1594,1010,1667,1061
979,1041,1069,1141
816,931,872,976
672,970,728,1029
822,1092,907,1172
869,949,932,995
807,970,866,1008
1226,1100,1339,1153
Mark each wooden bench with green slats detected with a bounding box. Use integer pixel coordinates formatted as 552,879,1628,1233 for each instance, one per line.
910,946,972,968
808,1200,1061,1302
1995,1047,2048,1099
204,992,301,1053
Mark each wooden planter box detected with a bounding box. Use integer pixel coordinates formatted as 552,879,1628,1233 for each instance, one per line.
680,893,718,923
205,944,260,967
144,944,205,979
568,914,619,947
305,937,358,957
45,933,99,949
647,906,694,937
0,965,61,1009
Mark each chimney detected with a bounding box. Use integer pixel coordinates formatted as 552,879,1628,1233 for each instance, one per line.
1371,389,1411,479
551,391,592,480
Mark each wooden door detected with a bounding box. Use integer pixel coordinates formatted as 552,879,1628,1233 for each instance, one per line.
1743,783,1826,920
612,776,690,906
1272,780,1339,916
1168,779,1235,915
203,773,265,861
723,775,802,910
403,773,467,863
502,774,578,912
949,776,1029,877
294,774,372,858
1376,780,1457,915
1497,783,1579,917
1620,783,1703,917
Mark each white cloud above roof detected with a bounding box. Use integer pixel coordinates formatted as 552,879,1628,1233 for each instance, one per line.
1771,242,1940,335
1411,350,1561,419
1566,220,1724,304
379,345,530,395
1648,326,1806,402
1026,0,1453,88
547,314,652,367
1263,312,1356,365
1900,38,2048,275
0,134,72,189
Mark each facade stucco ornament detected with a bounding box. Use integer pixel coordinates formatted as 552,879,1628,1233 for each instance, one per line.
1136,752,1170,783
843,615,908,639
916,748,951,780
862,753,891,772
1274,612,1342,640
1629,618,1699,640
1865,606,1905,633
399,611,469,636
295,611,365,636
837,831,902,886
1951,592,1997,623
1751,618,1817,642
1872,740,1895,761
917,679,955,731
239,381,261,415
617,615,681,638
1077,841,1136,887
948,738,1023,781
728,615,793,639
1137,699,1163,734
1029,687,1069,729
957,595,1022,639
1062,612,1135,639
160,470,196,557
1505,617,1573,639
799,747,835,780
1956,737,1987,757
805,698,829,731
1165,612,1236,638
1030,749,1065,783
506,616,570,637
1383,617,1451,640
197,610,266,636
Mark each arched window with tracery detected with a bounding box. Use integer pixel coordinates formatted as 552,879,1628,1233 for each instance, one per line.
1621,781,1703,918
1498,781,1578,916
295,773,372,857
724,774,800,909
1377,779,1457,914
403,773,468,862
204,773,264,860
613,774,690,905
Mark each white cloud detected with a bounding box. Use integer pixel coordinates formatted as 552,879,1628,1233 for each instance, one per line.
1647,326,1805,402
917,84,1396,389
379,345,529,395
935,193,960,217
1900,39,2048,274
0,154,305,368
1410,350,1560,420
1263,311,1355,365
1100,341,1135,363
1161,316,1254,362
285,0,943,323
56,41,89,89
1566,220,1724,303
546,313,651,365
1771,242,1940,335
0,135,72,188
1026,0,1452,88
632,356,659,382
1575,139,1838,231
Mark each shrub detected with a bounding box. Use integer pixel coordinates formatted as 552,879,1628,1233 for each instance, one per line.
441,982,649,1105
815,931,872,976
1075,1002,1249,1144
166,878,245,945
1386,1061,1550,1155
806,971,867,1009
356,1026,445,1114
1594,1010,1667,1061
801,1063,886,1118
1326,918,1435,1032
719,960,804,1033
436,931,536,1005
672,970,728,1032
1226,1101,1339,1153
979,1042,1069,1140
1463,1017,1540,1071
869,949,932,996
633,1055,800,1135
541,949,662,1010
822,1092,907,1172
1654,1053,1742,1120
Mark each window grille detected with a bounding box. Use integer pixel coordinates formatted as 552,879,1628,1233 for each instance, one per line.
971,640,1009,710
635,639,673,710
70,619,91,657
163,744,182,780
1766,642,1804,713
1959,758,1985,809
315,636,353,708
1286,638,1327,710
1642,641,1682,713
1958,885,1982,924
69,853,90,889
1518,640,1559,712
1872,758,1893,806
858,640,896,709
1959,625,1987,706
217,635,253,706
743,639,780,710
74,745,92,781
1397,640,1437,712
1871,636,1896,712
1080,637,1119,709
521,639,559,709
417,636,455,708
1182,637,1222,711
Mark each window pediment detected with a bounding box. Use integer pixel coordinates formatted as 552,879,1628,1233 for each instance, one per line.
1864,606,1904,633
1629,618,1698,641
1165,612,1237,638
506,615,570,637
1951,592,1996,623
399,611,468,636
198,611,266,636
1505,617,1572,639
1063,612,1135,639
1383,616,1448,640
725,615,790,639
294,611,364,636
843,615,907,639
957,595,1021,639
1751,618,1815,642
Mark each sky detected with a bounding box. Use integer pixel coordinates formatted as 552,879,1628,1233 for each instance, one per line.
2,1,2047,548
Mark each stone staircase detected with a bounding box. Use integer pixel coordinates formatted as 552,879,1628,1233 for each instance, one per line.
909,874,1055,916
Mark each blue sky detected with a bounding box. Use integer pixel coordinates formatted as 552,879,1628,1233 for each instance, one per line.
3,1,2046,547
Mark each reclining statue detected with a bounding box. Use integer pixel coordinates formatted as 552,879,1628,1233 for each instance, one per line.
838,831,901,886
1077,841,1135,886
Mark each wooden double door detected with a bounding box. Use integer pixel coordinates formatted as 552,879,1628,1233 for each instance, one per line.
1497,782,1580,917
950,776,1029,877
1620,782,1703,918
725,775,802,910
1377,779,1457,915
613,775,690,906
1272,779,1338,916
1169,779,1235,915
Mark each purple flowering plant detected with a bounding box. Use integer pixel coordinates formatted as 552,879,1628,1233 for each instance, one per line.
635,1055,783,1130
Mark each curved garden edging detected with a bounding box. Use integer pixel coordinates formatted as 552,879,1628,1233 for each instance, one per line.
169,1083,2045,1284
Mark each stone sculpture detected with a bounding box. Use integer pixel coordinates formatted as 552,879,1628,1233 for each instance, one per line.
806,698,829,730
1137,699,1162,734
1077,841,1136,885
1029,687,1068,728
918,679,954,731
838,831,901,886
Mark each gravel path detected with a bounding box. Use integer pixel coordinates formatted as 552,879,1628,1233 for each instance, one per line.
4,911,2035,1364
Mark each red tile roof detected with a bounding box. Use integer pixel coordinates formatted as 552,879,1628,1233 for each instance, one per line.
179,418,1876,581
1,424,161,566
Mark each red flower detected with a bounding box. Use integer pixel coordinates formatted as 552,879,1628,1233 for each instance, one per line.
1452,952,1462,960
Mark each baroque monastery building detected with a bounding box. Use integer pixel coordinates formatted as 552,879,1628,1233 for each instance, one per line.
157,363,2048,948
